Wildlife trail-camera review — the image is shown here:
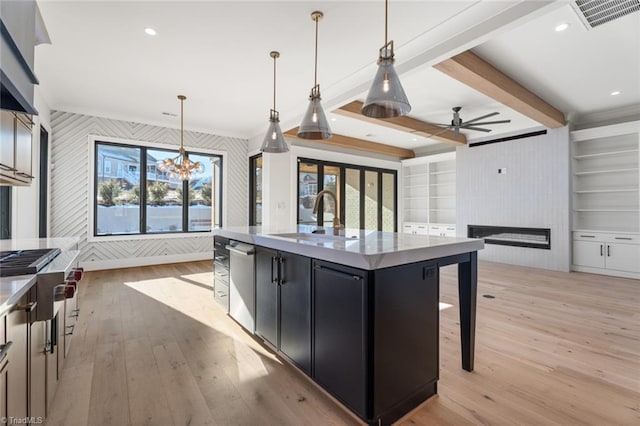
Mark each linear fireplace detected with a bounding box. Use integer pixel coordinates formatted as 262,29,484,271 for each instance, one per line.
467,225,551,250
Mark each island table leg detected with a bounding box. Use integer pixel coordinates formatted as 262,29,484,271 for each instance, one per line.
458,251,477,372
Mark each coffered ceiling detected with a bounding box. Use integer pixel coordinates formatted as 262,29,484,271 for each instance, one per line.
35,1,640,154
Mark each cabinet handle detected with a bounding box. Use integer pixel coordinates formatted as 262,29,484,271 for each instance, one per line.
607,245,610,257
0,163,16,172
15,172,34,179
315,265,362,281
0,341,12,363
580,235,596,238
600,244,603,256
271,256,278,284
65,325,75,336
13,301,37,312
278,257,286,285
615,237,633,241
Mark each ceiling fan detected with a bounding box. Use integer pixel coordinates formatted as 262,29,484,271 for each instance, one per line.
421,106,511,139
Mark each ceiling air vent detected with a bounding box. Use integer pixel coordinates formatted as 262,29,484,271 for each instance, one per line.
571,0,640,29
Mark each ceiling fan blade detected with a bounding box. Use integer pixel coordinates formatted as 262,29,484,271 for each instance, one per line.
464,112,499,124
463,126,492,132
465,119,511,126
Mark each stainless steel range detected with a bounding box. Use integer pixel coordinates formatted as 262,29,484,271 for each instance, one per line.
0,248,62,277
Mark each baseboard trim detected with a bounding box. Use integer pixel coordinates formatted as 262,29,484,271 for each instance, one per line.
572,265,639,280
80,252,213,271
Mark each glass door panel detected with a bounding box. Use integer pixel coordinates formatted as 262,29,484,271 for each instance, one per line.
298,161,318,224
322,165,340,227
382,172,395,232
345,168,361,230
364,170,378,230
250,155,263,225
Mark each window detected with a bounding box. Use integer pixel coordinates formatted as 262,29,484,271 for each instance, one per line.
94,141,222,236
249,154,262,225
297,158,397,231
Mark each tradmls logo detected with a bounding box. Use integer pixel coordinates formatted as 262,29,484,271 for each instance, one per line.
1,417,44,425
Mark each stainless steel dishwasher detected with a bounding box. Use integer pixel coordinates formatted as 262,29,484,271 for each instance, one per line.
227,241,256,333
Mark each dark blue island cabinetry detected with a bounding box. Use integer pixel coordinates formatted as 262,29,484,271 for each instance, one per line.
216,227,481,426
313,259,440,425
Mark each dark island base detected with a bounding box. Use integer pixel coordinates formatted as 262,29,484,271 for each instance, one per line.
241,243,477,426
373,381,438,426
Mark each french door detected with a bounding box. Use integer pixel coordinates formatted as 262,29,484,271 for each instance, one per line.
297,158,397,232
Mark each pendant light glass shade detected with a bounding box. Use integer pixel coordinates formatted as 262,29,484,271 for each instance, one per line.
261,110,289,153
297,85,332,139
361,0,411,119
361,46,411,118
297,11,332,140
260,51,289,153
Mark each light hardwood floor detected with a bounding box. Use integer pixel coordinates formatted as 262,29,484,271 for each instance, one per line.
45,261,639,426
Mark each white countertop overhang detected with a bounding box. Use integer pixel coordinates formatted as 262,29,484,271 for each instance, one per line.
214,226,484,270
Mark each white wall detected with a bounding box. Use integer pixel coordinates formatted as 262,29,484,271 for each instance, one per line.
255,140,402,232
12,88,51,239
456,126,571,271
49,111,248,270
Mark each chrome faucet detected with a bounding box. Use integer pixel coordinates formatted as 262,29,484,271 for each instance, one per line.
312,190,344,234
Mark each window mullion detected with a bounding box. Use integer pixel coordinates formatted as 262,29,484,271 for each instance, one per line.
183,174,189,232
140,147,147,234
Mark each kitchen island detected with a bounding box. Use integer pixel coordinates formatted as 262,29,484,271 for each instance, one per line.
214,226,483,426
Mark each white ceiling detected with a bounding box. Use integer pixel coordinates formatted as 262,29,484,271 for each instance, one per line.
35,1,640,153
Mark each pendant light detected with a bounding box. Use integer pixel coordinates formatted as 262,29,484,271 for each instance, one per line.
260,51,289,153
158,95,204,181
297,11,332,140
361,0,411,118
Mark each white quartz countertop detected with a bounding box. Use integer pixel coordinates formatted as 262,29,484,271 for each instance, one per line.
0,274,37,317
0,237,79,252
214,226,484,270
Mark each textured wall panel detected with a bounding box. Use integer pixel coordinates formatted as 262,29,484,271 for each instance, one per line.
50,111,248,267
456,127,571,271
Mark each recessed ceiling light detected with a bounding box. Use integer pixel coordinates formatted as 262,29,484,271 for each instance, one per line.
144,28,157,36
610,90,621,96
331,118,337,122
411,137,417,141
554,23,569,32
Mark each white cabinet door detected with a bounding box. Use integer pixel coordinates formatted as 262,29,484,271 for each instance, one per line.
443,226,456,237
573,241,605,269
402,225,414,235
415,224,428,235
606,243,640,273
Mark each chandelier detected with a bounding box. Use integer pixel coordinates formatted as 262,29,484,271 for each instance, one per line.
158,95,203,180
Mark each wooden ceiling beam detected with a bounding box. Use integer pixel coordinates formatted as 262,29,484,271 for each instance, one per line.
434,50,566,128
334,101,467,146
284,128,416,159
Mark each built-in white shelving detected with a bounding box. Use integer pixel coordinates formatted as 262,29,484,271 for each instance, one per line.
401,152,456,235
571,121,640,279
